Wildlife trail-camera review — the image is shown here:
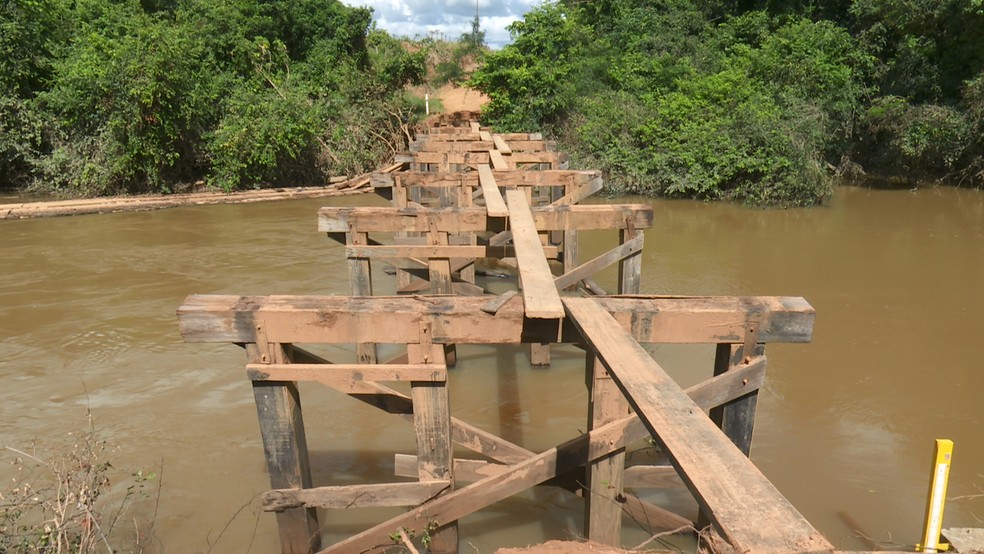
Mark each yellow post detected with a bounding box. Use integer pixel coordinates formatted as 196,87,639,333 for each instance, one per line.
919,439,954,553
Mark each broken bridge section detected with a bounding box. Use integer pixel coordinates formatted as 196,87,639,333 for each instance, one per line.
177,116,869,553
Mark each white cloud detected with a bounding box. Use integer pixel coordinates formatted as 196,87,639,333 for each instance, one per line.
343,0,538,48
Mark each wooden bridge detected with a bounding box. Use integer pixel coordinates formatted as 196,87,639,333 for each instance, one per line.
177,117,897,553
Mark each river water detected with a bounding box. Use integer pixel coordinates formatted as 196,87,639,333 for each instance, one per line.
1,185,982,552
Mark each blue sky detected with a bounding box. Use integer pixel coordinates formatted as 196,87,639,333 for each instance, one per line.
342,0,540,48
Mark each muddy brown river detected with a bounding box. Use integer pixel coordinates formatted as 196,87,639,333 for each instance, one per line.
1,185,982,552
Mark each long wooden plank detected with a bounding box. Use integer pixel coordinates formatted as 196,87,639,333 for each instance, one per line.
504,189,564,319
320,204,652,233
246,363,446,383
263,481,450,511
492,135,512,154
372,170,601,189
563,298,832,553
345,244,558,260
316,360,766,554
489,150,510,170
477,164,509,217
179,295,816,345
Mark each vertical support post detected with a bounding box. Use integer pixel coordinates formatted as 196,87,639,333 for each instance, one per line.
562,178,579,292
618,227,643,294
347,231,376,364
584,351,628,546
408,325,457,553
247,341,320,554
699,327,763,529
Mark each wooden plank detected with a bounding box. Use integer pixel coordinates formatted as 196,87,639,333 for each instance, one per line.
505,189,564,319
492,135,512,154
247,343,321,553
246,363,446,383
371,170,601,189
563,298,832,553
480,290,518,315
489,150,510,170
345,244,558,260
477,164,509,217
469,121,480,132
479,131,493,141
316,363,764,554
263,481,450,511
554,235,644,291
178,295,817,346
320,204,653,234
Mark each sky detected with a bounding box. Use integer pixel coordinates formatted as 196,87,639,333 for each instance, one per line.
342,0,540,48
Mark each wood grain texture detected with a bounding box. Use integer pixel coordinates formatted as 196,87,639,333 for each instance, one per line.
563,298,832,553
505,188,564,319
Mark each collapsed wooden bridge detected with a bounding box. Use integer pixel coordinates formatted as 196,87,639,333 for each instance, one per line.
177,117,882,553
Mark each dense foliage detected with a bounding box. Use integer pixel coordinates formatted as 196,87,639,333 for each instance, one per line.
0,0,425,195
470,0,984,205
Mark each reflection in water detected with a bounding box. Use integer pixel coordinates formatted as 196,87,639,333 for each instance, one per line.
0,185,982,551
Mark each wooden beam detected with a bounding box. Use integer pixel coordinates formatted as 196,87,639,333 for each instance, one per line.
319,204,653,234
246,363,446,383
247,344,321,553
263,481,450,511
316,363,765,554
504,189,564,319
563,298,833,553
554,234,644,291
623,465,686,489
179,295,816,346
477,164,509,217
345,244,558,260
372,169,601,189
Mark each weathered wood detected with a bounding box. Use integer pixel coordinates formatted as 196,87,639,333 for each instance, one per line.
529,343,551,367
316,363,764,554
550,177,604,206
246,363,446,383
408,340,457,552
505,189,564,319
554,235,644,291
563,298,832,553
618,229,644,294
489,150,510,170
477,164,509,217
371,170,601,189
320,204,653,234
411,151,563,167
480,290,518,315
345,244,558,260
263,481,450,511
347,231,377,365
492,135,512,154
479,131,493,141
179,295,817,346
394,454,507,482
248,343,321,553
584,353,630,546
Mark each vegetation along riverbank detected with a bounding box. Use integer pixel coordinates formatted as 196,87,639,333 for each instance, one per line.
2,0,983,206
